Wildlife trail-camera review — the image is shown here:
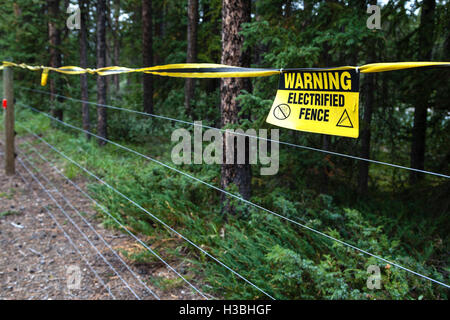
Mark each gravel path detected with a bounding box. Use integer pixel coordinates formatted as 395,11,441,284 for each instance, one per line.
0,138,203,300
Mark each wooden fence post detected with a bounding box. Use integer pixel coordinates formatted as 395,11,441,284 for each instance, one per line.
3,66,15,175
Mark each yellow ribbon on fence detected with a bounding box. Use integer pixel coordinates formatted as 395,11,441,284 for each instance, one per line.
1,60,449,86
358,61,450,73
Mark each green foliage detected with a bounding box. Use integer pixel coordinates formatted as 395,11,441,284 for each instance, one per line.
0,210,20,217
13,110,447,300
3,0,449,300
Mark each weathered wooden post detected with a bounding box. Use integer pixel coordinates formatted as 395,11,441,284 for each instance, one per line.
3,66,15,175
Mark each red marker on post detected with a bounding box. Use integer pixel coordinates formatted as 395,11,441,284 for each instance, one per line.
2,99,7,110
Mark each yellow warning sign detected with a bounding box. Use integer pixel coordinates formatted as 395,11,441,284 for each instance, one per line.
266,70,360,138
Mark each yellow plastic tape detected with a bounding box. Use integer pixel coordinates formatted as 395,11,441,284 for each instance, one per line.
1,61,449,86
41,68,49,86
2,60,448,138
359,61,450,73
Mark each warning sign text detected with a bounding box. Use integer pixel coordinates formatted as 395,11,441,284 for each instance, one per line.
266,70,360,138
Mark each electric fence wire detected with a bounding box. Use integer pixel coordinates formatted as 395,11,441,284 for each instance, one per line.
18,156,142,299
18,140,210,300
16,104,450,290
16,121,275,300
17,145,160,300
19,86,450,179
43,206,117,299
11,157,116,299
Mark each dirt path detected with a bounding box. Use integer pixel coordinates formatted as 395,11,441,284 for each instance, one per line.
0,139,203,300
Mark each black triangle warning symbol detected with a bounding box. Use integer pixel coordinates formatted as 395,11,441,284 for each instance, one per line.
336,109,353,128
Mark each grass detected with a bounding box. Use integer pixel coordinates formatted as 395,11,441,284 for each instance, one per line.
0,189,16,200
0,210,20,217
2,107,448,300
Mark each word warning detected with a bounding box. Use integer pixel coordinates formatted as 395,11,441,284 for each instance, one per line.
266,69,360,138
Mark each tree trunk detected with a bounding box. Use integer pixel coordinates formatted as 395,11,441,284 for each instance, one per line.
358,40,377,194
185,0,198,117
358,72,375,194
320,135,331,193
113,0,120,92
79,0,90,140
220,0,252,214
142,0,153,114
320,41,332,193
202,0,220,102
97,0,108,146
154,0,166,65
410,0,435,183
48,0,63,121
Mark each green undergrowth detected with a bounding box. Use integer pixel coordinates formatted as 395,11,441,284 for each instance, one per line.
5,108,449,300
0,210,20,217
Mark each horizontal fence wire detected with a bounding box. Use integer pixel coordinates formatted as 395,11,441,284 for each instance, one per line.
18,156,142,299
18,140,209,300
17,145,160,300
16,103,450,290
19,86,450,179
44,207,117,299
12,156,116,299
15,147,209,300
0,143,115,299
17,122,275,300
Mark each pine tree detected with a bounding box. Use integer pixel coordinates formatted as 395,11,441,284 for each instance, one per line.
142,0,153,114
410,0,436,183
79,0,90,139
220,0,252,214
97,0,108,146
185,0,198,117
48,0,63,121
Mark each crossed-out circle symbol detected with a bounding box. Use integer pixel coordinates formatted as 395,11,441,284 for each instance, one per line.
273,104,291,120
